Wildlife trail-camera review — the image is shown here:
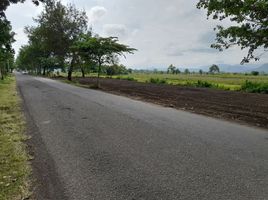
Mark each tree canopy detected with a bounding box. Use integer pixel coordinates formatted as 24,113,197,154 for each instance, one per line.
197,0,268,64
209,64,220,73
15,0,136,82
73,34,136,85
0,17,15,79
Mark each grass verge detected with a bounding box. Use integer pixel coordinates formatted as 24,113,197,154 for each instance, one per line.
0,76,31,200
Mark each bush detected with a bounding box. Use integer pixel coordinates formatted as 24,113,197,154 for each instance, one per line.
195,80,213,88
121,77,136,81
185,80,214,88
116,76,136,81
148,78,167,84
241,81,268,94
251,71,259,76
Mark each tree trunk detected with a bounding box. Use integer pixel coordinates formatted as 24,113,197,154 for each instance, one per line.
97,62,101,88
68,56,76,81
81,67,85,78
42,67,46,76
0,68,3,80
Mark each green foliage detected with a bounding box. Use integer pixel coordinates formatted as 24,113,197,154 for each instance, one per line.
16,0,88,80
0,76,30,200
0,18,15,79
167,64,180,74
73,34,136,86
148,78,167,84
35,0,88,59
241,80,268,94
197,0,268,63
251,71,259,76
106,64,129,76
194,80,213,88
184,69,190,74
113,72,268,92
209,64,220,73
116,76,136,81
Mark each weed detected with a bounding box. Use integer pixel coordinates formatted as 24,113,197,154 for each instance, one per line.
241,81,268,94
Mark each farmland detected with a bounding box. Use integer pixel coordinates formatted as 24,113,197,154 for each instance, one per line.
60,71,268,93
114,73,268,91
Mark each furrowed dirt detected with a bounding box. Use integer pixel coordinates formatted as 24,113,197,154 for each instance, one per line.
70,77,268,129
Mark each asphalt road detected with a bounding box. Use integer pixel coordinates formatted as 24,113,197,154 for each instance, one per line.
17,74,268,200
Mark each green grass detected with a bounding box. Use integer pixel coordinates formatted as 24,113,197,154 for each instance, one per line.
241,81,268,94
58,71,268,93
115,73,268,91
0,76,31,200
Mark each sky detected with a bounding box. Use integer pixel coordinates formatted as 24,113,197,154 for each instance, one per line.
5,0,268,69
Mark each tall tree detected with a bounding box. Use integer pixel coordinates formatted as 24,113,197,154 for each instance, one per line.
74,34,136,87
197,0,268,64
34,0,88,80
0,17,14,79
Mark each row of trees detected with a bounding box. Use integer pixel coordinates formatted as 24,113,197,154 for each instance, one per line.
1,0,267,80
0,0,46,80
15,0,136,86
167,64,220,74
0,3,15,79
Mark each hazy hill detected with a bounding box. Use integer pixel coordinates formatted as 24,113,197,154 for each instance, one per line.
252,63,268,72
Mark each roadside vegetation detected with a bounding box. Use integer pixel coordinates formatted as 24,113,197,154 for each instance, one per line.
0,76,30,200
114,72,268,93
56,68,268,94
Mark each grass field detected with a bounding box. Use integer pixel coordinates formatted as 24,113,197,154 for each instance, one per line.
59,71,268,93
114,73,268,91
0,76,31,200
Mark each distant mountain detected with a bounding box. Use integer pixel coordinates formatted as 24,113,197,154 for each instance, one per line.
183,64,259,73
134,63,268,73
252,63,268,72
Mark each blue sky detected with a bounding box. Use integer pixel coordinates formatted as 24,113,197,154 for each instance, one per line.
6,0,268,68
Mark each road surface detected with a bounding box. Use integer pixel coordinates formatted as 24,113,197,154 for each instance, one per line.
17,74,268,200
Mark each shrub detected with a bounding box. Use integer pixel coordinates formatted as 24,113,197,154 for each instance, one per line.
149,78,167,84
251,71,259,76
195,80,213,88
122,77,136,81
241,81,268,94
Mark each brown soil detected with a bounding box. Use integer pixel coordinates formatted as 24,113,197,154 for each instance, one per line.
71,77,268,129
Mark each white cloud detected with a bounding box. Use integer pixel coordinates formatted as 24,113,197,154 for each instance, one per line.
87,6,107,24
103,24,128,39
5,0,268,67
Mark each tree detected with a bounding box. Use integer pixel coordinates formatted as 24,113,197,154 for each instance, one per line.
251,71,259,76
0,0,44,79
74,34,136,87
167,64,176,74
209,64,220,74
199,69,203,75
197,0,268,64
106,64,128,76
0,17,15,79
175,68,181,74
34,0,88,80
184,69,190,74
